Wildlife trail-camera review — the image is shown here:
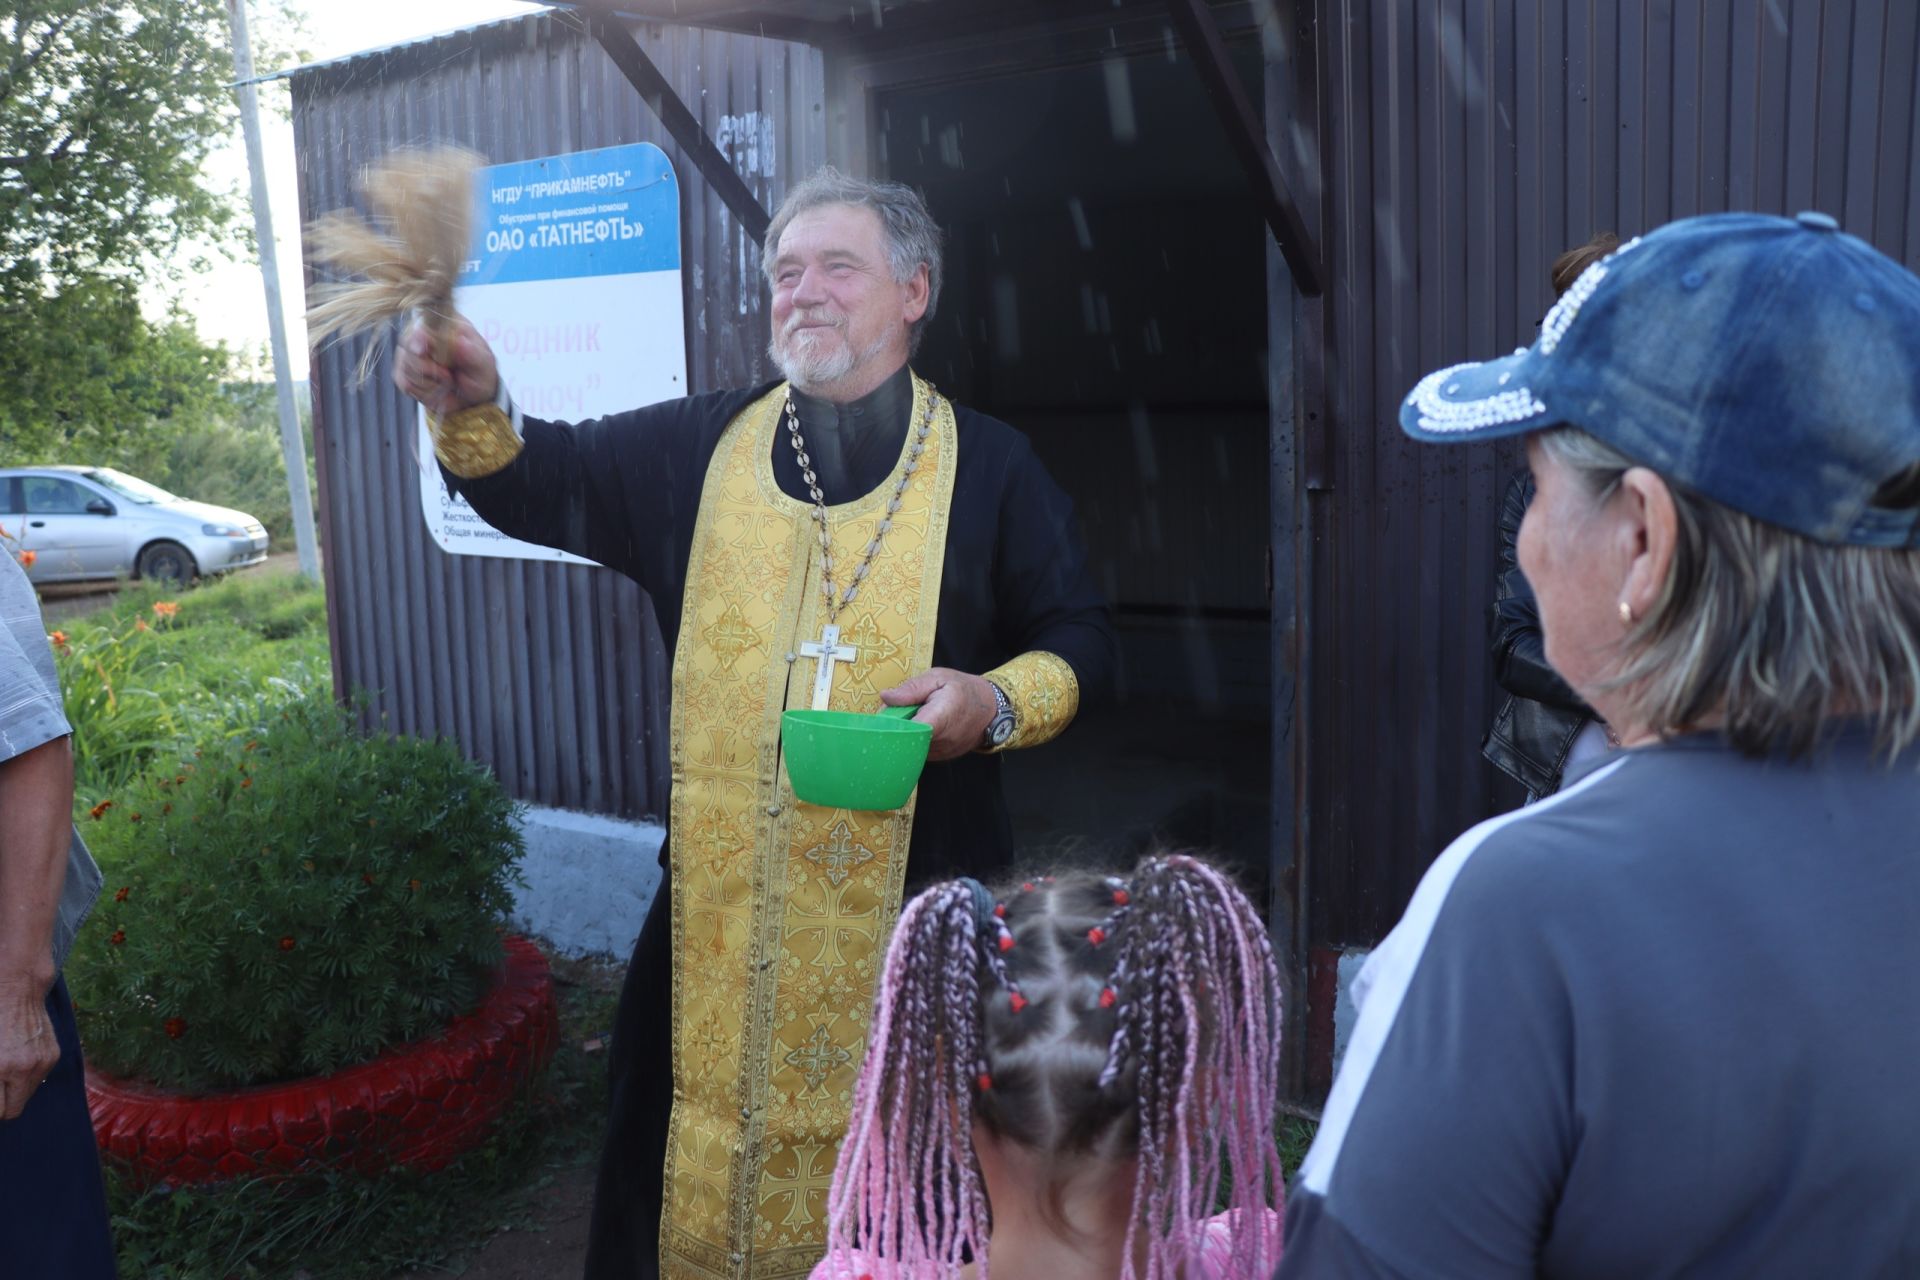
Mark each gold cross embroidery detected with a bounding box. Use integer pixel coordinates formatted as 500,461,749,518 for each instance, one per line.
801,820,876,887
786,878,876,973
782,1021,854,1095
761,1141,838,1230
702,601,763,674
689,863,754,955
673,1123,735,1224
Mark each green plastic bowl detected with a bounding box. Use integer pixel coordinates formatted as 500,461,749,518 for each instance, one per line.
781,705,932,811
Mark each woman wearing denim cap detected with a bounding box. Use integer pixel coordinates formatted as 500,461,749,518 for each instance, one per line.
1278,212,1920,1279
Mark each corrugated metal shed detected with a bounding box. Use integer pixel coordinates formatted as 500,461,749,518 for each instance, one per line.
291,11,824,818
1297,0,1920,945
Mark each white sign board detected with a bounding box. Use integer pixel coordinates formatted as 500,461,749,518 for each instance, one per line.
420,142,688,562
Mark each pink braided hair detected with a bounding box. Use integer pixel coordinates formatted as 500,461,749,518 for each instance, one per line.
822,856,1284,1278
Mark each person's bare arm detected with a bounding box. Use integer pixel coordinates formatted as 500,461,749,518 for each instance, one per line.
0,735,71,1119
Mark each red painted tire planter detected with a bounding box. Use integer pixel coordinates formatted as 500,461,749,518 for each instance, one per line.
85,936,559,1186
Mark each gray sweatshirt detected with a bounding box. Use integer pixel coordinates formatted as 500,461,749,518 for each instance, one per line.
1279,727,1920,1279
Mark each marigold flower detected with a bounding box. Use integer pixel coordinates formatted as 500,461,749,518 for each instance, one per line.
17,550,34,567
152,600,179,619
47,630,68,647
134,618,148,632
301,860,315,871
240,776,253,788
164,1018,187,1039
110,930,125,946
408,878,422,892
279,936,296,952
114,887,130,903
89,800,113,820
244,740,259,752
161,803,171,816
129,812,141,822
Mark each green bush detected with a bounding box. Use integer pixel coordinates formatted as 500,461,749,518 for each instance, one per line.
55,574,330,801
67,695,526,1092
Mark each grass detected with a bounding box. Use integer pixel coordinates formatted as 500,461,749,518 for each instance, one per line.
1278,1115,1318,1179
51,569,332,805
105,949,624,1280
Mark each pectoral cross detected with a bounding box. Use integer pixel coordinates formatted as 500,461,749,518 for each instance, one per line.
800,624,858,710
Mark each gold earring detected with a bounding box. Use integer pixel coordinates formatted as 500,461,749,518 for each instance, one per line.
1618,601,1634,626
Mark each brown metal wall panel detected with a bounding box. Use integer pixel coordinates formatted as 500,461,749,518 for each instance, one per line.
1306,0,1920,945
290,14,824,819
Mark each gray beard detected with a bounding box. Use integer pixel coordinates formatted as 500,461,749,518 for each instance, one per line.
769,324,893,395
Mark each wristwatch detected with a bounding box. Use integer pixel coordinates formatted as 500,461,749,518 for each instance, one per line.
982,681,1016,750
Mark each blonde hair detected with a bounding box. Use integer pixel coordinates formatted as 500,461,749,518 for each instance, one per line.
1538,426,1920,761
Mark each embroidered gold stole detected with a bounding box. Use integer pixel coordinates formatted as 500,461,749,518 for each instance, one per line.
662,377,957,1279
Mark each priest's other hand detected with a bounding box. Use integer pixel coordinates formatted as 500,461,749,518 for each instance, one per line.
393,316,499,418
882,669,998,762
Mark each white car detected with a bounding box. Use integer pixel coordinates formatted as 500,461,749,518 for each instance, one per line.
0,466,269,585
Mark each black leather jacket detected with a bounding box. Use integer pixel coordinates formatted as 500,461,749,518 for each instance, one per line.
1482,471,1597,799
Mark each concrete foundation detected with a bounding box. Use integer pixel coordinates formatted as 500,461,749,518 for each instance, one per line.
508,805,664,960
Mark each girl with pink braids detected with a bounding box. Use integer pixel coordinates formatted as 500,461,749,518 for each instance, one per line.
811,854,1285,1280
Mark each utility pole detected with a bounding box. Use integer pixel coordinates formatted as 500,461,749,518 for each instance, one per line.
227,0,320,583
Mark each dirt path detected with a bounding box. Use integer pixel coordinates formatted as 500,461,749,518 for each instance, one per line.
397,1162,598,1279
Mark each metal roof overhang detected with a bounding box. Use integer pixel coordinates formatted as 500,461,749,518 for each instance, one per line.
277,2,1320,294
551,0,1323,294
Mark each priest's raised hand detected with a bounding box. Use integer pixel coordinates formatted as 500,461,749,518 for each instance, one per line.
392,316,499,420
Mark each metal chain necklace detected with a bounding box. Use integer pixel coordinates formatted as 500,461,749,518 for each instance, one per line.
784,380,937,625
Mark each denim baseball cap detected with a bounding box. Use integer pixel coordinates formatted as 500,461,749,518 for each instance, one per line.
1399,211,1920,548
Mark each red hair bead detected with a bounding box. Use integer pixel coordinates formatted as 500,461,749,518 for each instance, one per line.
977,1073,994,1092
1100,987,1117,1009
1087,927,1107,946
998,934,1015,953
1009,991,1028,1013
993,903,1007,919
1112,889,1130,906
1021,881,1035,892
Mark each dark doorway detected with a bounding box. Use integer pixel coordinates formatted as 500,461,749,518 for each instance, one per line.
878,43,1272,894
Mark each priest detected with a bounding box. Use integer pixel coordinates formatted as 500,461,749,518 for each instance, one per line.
393,166,1114,1280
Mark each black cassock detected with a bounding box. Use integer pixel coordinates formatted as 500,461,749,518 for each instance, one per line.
446,362,1114,1279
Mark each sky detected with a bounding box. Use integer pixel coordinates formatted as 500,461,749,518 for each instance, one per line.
163,0,548,381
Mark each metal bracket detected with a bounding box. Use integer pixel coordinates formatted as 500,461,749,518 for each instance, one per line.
1167,0,1323,298
581,10,773,246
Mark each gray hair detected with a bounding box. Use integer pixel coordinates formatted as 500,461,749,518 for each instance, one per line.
1537,427,1920,761
762,166,944,354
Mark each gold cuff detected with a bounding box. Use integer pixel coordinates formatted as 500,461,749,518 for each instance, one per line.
432,402,522,478
981,650,1081,752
